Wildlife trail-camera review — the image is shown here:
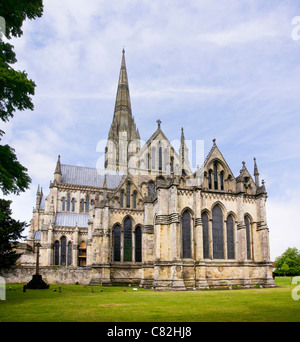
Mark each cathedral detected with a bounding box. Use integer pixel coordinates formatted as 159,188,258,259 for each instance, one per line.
20,50,275,289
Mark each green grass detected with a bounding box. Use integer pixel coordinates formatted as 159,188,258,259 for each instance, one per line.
0,278,299,322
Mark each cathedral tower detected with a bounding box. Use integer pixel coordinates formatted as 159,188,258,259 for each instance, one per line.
105,49,140,172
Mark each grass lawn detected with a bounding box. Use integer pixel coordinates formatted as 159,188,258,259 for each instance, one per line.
0,277,299,322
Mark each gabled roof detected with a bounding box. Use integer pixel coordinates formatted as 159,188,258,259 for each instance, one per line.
136,122,180,161
61,164,124,188
55,213,90,228
196,139,235,177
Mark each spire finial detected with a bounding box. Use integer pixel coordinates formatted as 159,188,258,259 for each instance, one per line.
254,157,260,186
55,154,61,175
157,119,161,129
213,138,216,145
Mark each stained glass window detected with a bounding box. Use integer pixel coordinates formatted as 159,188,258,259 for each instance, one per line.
212,205,224,259
226,215,235,259
60,236,67,266
113,225,121,262
123,217,132,262
202,212,209,259
245,216,251,259
182,210,192,258
135,226,142,262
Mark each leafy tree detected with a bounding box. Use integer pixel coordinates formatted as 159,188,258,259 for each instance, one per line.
0,199,27,268
274,248,300,276
0,1,43,194
0,1,43,267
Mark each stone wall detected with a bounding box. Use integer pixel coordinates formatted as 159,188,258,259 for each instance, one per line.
0,266,93,285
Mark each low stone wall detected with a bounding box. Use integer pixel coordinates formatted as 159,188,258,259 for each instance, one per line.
0,266,93,285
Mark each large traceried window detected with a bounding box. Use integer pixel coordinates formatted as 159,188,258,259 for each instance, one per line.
123,217,132,262
113,225,121,262
182,210,192,258
60,236,67,266
244,216,251,259
54,241,59,265
212,205,224,259
135,226,142,262
67,241,72,265
202,212,210,259
226,215,235,259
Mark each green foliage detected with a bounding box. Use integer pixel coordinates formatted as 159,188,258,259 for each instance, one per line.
0,199,27,268
0,144,31,195
274,248,300,276
0,0,43,39
0,0,43,194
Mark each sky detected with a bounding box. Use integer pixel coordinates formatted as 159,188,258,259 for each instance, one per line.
1,0,300,261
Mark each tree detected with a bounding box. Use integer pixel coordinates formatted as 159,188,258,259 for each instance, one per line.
0,199,27,268
274,248,300,276
0,1,43,267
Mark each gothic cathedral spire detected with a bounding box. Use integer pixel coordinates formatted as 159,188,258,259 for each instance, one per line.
105,50,140,172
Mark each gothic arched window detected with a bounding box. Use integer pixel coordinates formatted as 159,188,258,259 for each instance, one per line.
62,197,66,211
151,147,156,170
220,171,224,191
244,216,251,259
182,210,192,258
202,212,210,259
67,241,72,265
54,241,59,265
146,153,150,170
123,217,132,262
85,195,89,212
133,191,137,209
66,194,71,212
60,236,67,266
135,226,142,262
212,205,224,259
158,142,162,171
71,198,75,212
226,215,235,259
120,190,124,208
80,199,84,213
214,163,218,190
113,225,121,262
126,183,130,208
208,170,212,189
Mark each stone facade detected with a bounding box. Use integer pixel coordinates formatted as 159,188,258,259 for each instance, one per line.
7,50,275,289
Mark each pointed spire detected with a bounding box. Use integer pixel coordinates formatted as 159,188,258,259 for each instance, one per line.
54,155,62,183
254,157,260,186
36,185,41,209
55,155,61,175
179,127,191,176
114,49,132,117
